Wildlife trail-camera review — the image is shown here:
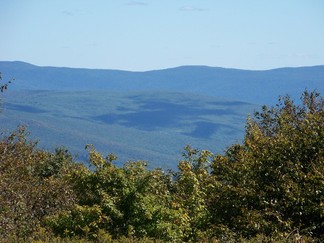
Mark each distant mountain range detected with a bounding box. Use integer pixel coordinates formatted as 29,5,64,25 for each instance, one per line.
1,61,324,104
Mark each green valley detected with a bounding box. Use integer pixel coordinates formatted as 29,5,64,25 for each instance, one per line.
1,90,257,169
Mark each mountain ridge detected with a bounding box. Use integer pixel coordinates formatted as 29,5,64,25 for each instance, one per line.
1,61,324,104
2,60,324,72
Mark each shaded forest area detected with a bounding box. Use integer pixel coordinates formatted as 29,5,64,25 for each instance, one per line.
0,90,323,242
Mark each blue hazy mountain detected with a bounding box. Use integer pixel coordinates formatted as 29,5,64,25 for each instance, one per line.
1,61,323,104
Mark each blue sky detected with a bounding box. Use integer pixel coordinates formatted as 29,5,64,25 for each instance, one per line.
1,0,324,71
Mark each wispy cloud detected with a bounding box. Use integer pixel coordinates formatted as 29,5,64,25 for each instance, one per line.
179,6,206,12
62,10,74,16
126,1,148,6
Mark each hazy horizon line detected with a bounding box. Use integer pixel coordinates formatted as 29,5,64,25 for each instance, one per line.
1,60,324,73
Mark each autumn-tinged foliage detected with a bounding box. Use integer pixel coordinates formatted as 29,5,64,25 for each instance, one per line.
0,91,323,242
0,127,76,240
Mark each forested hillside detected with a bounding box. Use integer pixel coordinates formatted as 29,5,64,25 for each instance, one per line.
0,90,323,242
0,90,257,169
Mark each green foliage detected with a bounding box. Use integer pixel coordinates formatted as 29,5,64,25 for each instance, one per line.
209,91,324,239
0,91,323,242
172,145,213,240
34,147,73,178
47,144,206,241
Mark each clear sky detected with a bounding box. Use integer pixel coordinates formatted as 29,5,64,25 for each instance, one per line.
1,0,324,71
